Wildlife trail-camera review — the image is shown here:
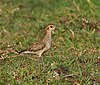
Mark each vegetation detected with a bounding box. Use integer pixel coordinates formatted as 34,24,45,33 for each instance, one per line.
0,0,100,84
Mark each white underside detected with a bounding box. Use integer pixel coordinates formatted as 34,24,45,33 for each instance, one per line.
22,51,36,54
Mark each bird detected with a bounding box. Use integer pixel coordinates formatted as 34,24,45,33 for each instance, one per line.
17,24,55,65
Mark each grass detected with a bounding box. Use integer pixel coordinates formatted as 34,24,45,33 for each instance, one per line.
0,0,100,84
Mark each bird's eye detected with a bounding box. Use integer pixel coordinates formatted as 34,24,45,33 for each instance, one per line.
50,26,53,28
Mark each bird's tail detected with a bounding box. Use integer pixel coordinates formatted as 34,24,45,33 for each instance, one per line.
13,49,27,54
18,49,27,54
18,50,34,54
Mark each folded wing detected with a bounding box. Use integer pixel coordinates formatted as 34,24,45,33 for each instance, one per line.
28,40,45,52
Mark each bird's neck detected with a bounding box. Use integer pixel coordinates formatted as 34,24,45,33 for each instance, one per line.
44,30,52,45
45,31,52,41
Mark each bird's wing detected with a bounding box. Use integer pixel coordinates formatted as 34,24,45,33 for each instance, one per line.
28,40,46,52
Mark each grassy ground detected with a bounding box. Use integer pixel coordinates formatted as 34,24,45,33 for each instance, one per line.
0,0,100,85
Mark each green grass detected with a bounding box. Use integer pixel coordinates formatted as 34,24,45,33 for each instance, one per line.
0,0,100,85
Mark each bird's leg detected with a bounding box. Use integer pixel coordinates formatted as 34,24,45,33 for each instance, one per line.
38,54,41,69
38,54,45,71
41,56,45,70
41,56,44,65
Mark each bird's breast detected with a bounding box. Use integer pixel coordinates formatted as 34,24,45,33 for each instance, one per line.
44,33,52,50
45,40,51,50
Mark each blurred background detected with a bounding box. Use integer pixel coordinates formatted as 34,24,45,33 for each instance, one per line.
0,0,100,85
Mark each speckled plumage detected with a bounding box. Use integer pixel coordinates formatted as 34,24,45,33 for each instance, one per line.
19,24,55,57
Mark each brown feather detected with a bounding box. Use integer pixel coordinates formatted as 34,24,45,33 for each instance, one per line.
28,40,45,52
